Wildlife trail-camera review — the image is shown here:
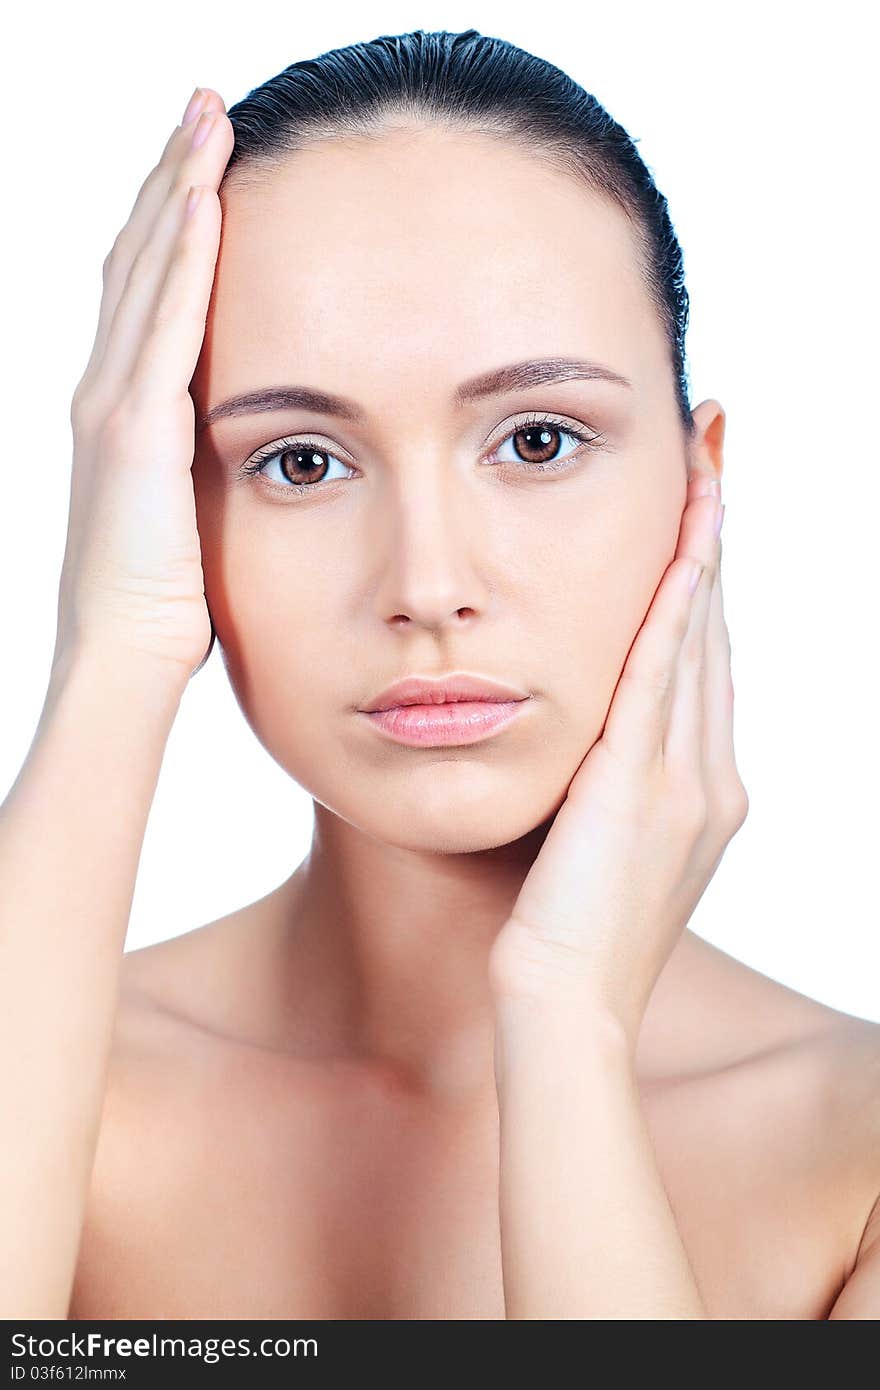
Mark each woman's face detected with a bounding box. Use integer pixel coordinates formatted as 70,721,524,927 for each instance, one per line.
190,123,695,853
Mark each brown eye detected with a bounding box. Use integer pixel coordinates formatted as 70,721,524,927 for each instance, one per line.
240,437,354,490
277,446,331,485
511,424,564,465
493,417,603,472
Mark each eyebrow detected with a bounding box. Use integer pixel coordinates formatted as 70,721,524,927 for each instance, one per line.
195,356,633,433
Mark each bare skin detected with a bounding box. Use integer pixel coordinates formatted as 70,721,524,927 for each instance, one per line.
18,88,875,1319
69,886,880,1320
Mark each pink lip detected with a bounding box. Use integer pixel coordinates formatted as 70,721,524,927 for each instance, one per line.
359,671,530,713
359,698,530,746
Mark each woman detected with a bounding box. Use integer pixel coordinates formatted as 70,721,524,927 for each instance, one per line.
4,29,879,1321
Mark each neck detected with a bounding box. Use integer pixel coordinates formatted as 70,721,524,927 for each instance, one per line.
266,802,706,1105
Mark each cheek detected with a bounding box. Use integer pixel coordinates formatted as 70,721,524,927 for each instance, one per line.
217,558,340,700
193,499,344,747
550,487,681,735
192,455,683,841
218,585,345,800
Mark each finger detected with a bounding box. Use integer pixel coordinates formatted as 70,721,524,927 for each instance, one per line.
82,90,228,390
677,475,720,556
95,108,234,402
118,184,223,415
601,552,705,775
663,501,723,772
90,90,226,371
602,486,721,772
702,533,743,785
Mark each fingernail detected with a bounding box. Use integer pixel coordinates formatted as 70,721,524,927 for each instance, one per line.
713,502,725,538
182,86,206,127
191,110,215,149
693,476,721,498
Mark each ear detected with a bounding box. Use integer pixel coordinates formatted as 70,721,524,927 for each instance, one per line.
687,398,726,487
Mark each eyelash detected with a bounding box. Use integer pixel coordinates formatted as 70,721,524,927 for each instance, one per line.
237,411,606,497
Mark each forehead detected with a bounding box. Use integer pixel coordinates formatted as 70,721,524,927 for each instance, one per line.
204,125,663,404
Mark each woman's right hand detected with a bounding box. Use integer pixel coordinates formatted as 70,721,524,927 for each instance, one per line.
55,88,234,687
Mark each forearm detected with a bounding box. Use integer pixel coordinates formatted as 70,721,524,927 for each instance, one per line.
493,989,707,1319
0,643,185,1316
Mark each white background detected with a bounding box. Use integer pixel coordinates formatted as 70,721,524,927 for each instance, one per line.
2,2,877,1019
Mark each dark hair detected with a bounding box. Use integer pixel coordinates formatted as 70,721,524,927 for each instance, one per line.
220,28,695,439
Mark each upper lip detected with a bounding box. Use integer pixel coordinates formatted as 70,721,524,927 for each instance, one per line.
359,672,530,713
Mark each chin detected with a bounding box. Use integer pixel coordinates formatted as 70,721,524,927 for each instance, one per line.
319,776,569,856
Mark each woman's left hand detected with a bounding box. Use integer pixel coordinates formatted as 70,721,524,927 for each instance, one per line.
488,475,749,1046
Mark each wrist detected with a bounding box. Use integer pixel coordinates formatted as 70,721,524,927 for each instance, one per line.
46,637,188,723
488,916,602,1007
490,926,638,1055
493,983,631,1040
493,989,635,1098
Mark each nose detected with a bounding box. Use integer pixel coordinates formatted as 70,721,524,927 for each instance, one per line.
371,463,491,633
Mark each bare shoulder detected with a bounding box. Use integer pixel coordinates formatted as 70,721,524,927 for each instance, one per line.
69,910,272,1318
86,916,246,1166
685,934,880,1126
768,981,880,1297
684,937,880,1253
97,896,285,1120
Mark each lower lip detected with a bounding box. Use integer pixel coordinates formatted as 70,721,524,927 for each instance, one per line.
359,698,530,747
